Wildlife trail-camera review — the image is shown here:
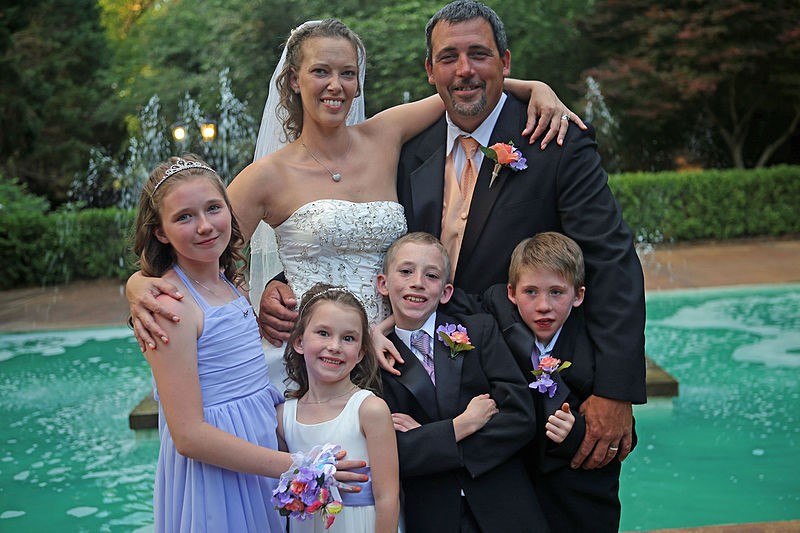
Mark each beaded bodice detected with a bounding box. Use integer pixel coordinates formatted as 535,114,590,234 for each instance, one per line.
274,199,407,324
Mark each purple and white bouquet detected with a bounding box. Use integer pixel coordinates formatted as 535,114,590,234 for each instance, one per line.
272,443,343,529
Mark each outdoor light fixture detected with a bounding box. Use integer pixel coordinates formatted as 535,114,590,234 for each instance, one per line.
200,120,217,142
170,119,217,143
171,122,188,142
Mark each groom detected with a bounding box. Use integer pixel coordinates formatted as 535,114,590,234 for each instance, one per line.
394,1,646,530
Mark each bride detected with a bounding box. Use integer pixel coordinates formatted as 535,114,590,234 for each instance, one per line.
127,19,581,391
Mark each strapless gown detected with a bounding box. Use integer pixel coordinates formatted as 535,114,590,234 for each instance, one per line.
260,199,407,391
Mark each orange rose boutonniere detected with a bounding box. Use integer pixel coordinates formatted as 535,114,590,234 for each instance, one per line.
480,141,528,188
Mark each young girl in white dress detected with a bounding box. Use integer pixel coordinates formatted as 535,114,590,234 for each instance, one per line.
276,283,399,533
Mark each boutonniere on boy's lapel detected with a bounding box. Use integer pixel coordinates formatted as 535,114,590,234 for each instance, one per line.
529,356,572,398
436,323,476,359
479,141,528,188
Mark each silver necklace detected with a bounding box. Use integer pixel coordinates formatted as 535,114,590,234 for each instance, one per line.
300,135,352,183
300,385,358,404
187,273,252,319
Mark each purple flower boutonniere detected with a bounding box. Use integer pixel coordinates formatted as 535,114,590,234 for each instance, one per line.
529,356,572,398
479,141,528,188
436,323,476,359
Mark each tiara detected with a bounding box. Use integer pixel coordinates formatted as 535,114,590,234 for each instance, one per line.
152,159,216,193
298,287,364,316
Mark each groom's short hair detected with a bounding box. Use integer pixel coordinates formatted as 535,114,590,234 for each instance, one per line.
425,0,509,63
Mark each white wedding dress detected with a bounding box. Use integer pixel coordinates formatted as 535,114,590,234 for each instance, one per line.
258,199,407,391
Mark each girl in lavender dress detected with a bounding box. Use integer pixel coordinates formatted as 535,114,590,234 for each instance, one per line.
132,155,365,532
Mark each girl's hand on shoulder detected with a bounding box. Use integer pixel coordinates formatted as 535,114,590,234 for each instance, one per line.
508,79,588,149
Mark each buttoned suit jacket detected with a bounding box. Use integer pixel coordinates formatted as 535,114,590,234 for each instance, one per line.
397,93,647,405
380,310,546,533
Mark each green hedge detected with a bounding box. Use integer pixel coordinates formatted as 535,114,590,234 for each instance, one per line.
609,165,800,243
1,166,799,289
0,207,136,290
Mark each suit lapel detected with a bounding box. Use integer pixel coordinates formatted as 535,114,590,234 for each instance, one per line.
460,95,527,265
502,322,537,378
433,314,465,417
407,120,447,236
388,331,439,420
551,311,594,399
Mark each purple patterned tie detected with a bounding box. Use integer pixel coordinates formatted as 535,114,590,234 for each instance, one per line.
411,330,435,384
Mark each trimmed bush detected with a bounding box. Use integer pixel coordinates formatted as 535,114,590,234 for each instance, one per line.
0,207,135,290
1,166,798,289
610,165,800,243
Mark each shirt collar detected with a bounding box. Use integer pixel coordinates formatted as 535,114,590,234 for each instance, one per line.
395,313,438,349
445,92,507,156
534,326,563,361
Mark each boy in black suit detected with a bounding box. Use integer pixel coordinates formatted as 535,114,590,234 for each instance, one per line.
376,232,547,533
483,231,623,532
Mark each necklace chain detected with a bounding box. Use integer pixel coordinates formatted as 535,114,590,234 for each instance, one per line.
187,273,252,319
300,135,352,183
300,385,358,404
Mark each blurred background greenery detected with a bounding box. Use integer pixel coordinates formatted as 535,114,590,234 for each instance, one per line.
2,1,799,290
2,0,798,208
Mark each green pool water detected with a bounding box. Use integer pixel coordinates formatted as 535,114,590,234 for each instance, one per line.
1,285,798,531
620,284,800,530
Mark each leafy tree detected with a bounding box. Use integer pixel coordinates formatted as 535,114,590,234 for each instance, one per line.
0,0,117,204
350,1,441,115
580,0,800,169
496,0,593,110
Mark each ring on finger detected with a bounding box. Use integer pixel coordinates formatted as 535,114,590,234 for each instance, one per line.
608,445,619,452
561,114,569,121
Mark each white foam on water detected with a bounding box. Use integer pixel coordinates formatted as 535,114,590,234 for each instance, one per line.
66,507,98,518
731,333,800,368
650,296,780,337
0,327,132,362
0,511,26,519
650,290,800,368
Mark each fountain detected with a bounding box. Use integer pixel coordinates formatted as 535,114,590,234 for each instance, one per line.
71,68,256,211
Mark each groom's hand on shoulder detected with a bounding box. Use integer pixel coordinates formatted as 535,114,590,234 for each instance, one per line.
258,280,298,345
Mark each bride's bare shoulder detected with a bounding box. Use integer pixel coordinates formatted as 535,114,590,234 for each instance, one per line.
232,144,296,186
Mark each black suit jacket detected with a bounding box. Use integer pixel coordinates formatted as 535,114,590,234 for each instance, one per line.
397,93,647,404
380,311,546,533
481,284,591,472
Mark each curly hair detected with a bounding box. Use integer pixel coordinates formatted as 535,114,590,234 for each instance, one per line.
283,283,381,399
132,154,247,286
276,19,366,142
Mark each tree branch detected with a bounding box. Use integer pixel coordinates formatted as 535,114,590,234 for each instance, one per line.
756,108,800,168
